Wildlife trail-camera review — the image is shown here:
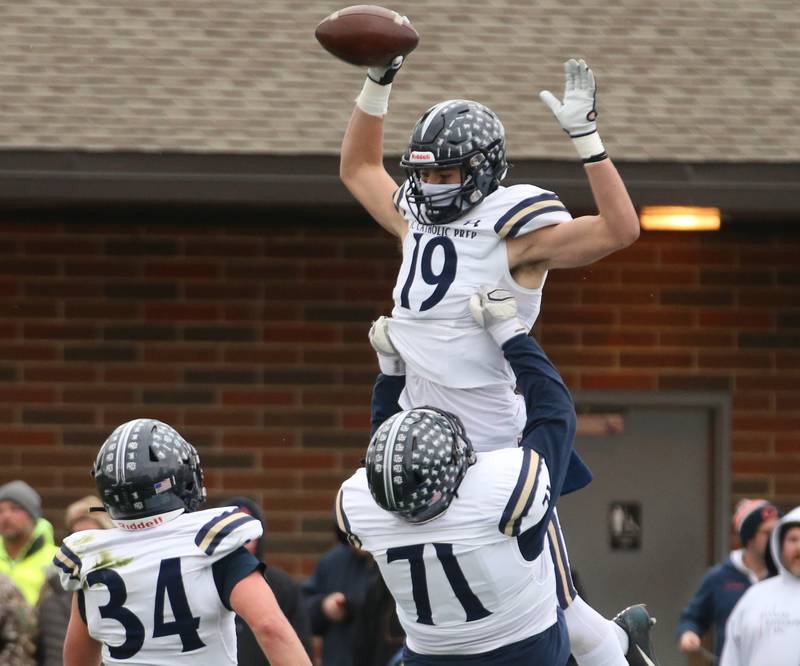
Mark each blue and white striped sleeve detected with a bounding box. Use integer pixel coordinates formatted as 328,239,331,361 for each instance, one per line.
498,448,552,537
494,191,571,239
53,540,83,591
194,509,262,559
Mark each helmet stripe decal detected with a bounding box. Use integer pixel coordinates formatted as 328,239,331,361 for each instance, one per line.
116,420,137,483
383,414,407,511
418,100,452,141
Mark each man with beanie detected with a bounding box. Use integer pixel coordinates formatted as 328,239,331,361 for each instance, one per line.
676,498,779,658
720,505,800,665
0,480,58,606
221,496,312,665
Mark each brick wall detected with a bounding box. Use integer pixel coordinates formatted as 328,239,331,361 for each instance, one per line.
0,215,798,575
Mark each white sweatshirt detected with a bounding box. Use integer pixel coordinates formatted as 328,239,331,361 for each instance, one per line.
720,506,800,666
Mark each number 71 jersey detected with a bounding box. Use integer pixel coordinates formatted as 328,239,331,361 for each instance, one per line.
54,507,262,665
390,183,571,389
336,447,558,656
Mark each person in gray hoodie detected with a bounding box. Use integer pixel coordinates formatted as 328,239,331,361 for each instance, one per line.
720,505,800,666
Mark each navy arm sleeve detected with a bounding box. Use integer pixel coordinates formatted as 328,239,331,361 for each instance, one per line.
502,333,576,503
370,372,406,436
211,546,263,610
676,571,715,638
562,450,593,496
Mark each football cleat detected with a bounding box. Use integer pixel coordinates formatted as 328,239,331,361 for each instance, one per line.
613,604,660,666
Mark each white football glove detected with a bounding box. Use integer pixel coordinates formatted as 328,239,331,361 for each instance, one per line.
469,288,528,347
368,316,405,375
539,58,607,163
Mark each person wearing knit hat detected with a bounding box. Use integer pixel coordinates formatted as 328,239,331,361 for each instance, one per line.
0,480,58,606
733,498,779,551
64,495,114,532
0,481,42,522
676,498,779,659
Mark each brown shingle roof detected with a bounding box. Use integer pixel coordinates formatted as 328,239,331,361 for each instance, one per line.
0,0,797,161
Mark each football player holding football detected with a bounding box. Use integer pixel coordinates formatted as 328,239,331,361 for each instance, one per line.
340,56,657,666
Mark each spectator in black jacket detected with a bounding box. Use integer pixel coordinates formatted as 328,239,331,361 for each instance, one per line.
221,496,313,666
351,566,404,666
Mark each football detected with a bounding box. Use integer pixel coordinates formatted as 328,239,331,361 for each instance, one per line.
315,5,419,67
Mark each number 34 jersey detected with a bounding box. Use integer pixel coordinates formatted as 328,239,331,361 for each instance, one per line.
389,183,571,390
54,507,262,665
336,447,557,656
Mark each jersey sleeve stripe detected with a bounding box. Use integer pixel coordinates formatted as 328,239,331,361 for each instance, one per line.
195,510,256,555
195,509,237,546
53,545,81,579
493,194,563,237
503,205,569,239
514,455,543,534
499,449,542,536
547,518,576,607
203,514,256,556
335,488,351,535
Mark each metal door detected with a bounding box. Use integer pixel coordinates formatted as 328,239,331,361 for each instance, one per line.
558,397,729,666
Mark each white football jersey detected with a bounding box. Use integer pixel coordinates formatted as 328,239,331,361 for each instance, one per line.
389,183,571,390
55,507,262,665
336,447,557,656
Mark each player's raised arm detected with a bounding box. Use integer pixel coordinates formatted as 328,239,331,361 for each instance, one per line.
508,59,640,271
231,571,312,666
339,57,408,238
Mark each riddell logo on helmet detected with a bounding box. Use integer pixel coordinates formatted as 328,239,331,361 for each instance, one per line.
116,515,165,531
409,151,435,163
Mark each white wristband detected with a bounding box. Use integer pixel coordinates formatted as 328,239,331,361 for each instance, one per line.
571,132,607,162
376,352,405,376
355,78,392,117
488,319,528,347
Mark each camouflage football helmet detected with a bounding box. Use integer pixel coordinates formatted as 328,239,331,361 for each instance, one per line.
400,99,508,225
92,418,206,520
365,406,476,523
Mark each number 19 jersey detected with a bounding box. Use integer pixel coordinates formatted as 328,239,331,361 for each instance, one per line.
389,183,571,391
54,507,262,665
